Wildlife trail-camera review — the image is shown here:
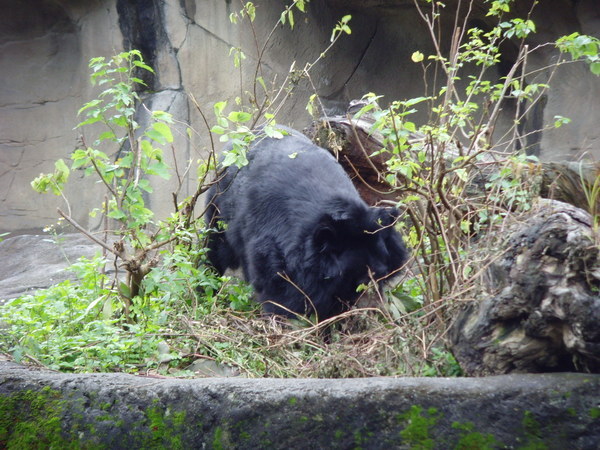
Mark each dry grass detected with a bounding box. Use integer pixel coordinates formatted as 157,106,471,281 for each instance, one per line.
162,296,464,378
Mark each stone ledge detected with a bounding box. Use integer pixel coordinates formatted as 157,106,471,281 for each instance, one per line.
1,361,598,448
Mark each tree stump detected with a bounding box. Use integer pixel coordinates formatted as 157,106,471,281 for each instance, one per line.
305,115,397,206
449,200,600,375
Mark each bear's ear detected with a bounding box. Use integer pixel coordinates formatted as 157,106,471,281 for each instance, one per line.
372,207,400,227
313,216,337,254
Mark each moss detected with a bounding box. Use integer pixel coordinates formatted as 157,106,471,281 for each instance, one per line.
172,411,187,427
143,405,186,449
213,425,235,450
0,387,590,449
566,408,577,417
452,422,499,449
0,387,97,449
517,411,548,450
353,429,365,448
397,405,440,449
239,431,251,441
95,414,113,422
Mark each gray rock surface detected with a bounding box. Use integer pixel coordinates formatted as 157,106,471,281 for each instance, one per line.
0,233,100,302
1,361,598,448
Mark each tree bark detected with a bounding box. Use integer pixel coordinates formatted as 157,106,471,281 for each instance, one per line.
449,200,600,375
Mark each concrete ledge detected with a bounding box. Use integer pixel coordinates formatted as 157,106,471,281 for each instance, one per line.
1,361,599,448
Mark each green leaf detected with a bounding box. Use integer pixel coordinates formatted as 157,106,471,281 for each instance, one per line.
211,125,226,135
217,117,229,128
118,152,134,169
213,101,227,117
133,60,155,73
256,76,267,92
404,96,430,107
54,159,70,182
77,99,103,116
454,168,468,182
147,161,171,179
411,51,424,63
145,128,167,145
71,149,90,168
111,115,129,128
97,130,117,142
152,110,174,123
227,111,252,123
119,282,131,299
404,121,417,133
76,116,103,128
137,179,153,193
107,209,127,220
152,122,173,143
141,139,155,158
553,115,571,128
264,126,284,139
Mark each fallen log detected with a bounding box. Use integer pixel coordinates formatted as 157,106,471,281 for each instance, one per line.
305,112,600,216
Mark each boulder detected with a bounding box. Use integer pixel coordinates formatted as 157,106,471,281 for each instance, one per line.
450,200,600,375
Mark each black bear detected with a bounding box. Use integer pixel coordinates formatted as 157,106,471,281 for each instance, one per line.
205,126,408,321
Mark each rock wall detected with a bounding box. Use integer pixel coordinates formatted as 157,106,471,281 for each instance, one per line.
0,0,123,232
1,0,599,233
1,361,599,448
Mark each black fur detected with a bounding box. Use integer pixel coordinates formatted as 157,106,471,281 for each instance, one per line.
205,127,408,320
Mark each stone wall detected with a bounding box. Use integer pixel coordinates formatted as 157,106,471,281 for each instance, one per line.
1,0,599,233
1,361,599,448
0,0,123,232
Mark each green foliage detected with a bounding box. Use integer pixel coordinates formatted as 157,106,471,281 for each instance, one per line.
557,32,600,75
499,18,536,39
0,236,257,373
354,0,585,312
0,256,161,372
29,50,188,320
16,48,263,372
72,52,171,230
330,14,352,42
337,0,600,368
31,159,70,196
